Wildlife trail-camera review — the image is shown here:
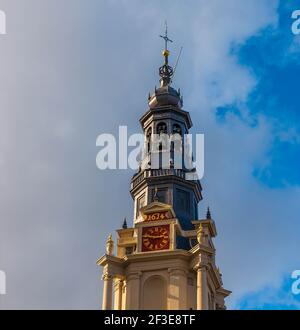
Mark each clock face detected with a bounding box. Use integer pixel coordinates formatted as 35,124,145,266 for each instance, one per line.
142,225,170,252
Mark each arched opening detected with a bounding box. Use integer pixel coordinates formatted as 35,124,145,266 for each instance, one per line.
170,124,183,169
156,122,167,135
156,122,168,153
172,124,182,136
142,276,167,310
146,127,152,153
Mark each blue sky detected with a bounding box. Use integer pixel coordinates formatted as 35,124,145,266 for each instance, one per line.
237,276,300,310
220,1,300,309
0,0,299,309
218,1,300,189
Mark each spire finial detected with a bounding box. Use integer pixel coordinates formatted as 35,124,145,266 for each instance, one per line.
122,217,128,229
159,21,174,86
206,207,211,219
160,21,173,54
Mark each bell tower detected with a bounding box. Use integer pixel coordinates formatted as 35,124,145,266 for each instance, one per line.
97,26,231,310
132,24,202,233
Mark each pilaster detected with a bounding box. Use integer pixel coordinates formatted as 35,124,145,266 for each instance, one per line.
102,273,113,310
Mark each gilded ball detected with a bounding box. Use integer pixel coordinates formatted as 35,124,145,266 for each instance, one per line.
163,50,170,57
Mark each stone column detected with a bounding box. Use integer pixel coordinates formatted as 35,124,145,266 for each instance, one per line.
116,280,124,310
102,273,113,310
197,266,208,310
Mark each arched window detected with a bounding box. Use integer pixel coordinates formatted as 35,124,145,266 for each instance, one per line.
172,124,182,136
146,127,152,153
171,124,182,155
142,276,167,310
156,122,168,152
156,122,167,135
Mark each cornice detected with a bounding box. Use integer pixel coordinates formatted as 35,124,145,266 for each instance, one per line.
139,106,193,129
123,249,191,265
216,287,232,298
96,254,124,267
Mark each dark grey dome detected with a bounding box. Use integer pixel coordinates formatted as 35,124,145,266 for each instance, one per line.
148,85,182,109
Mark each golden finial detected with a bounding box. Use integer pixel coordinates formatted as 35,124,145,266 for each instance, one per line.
163,49,170,58
106,233,114,256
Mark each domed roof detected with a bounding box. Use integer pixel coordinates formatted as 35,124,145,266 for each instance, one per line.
148,85,183,109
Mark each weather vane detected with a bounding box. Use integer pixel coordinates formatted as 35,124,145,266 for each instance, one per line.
158,21,174,86
160,21,173,51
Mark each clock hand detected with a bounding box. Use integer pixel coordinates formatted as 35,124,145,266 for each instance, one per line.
143,234,165,239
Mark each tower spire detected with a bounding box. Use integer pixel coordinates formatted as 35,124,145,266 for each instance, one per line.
159,21,174,87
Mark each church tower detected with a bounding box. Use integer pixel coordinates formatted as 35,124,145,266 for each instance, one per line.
97,27,231,310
